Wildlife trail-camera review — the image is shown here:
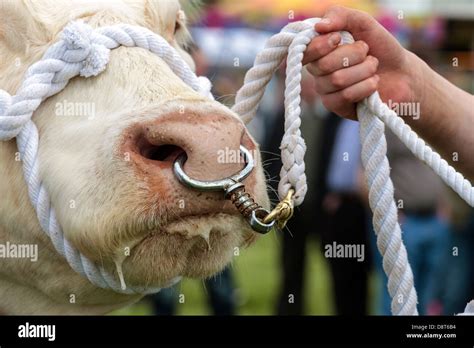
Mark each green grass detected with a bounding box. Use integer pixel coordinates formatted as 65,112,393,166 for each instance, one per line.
111,233,376,315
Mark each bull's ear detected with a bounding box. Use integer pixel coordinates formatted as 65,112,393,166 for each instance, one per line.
0,1,48,55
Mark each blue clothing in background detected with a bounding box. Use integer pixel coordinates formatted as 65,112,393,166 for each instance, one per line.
326,119,360,193
372,214,450,315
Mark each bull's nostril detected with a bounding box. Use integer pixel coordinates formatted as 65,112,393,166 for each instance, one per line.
140,142,184,162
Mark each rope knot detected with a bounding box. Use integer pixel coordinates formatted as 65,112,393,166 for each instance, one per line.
62,21,110,77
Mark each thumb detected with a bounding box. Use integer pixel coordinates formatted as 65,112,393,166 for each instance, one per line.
315,6,373,35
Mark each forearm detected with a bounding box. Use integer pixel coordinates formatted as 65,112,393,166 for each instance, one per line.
404,51,474,180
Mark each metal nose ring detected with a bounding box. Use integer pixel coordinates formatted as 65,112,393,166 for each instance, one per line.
173,145,254,191
173,145,275,234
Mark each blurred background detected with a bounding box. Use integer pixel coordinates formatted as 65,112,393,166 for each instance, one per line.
112,0,474,316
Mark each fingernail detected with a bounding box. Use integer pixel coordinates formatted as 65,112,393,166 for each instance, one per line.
328,33,340,47
319,18,331,25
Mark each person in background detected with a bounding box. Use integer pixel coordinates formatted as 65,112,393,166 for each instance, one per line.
434,196,474,315
151,268,237,316
321,117,370,315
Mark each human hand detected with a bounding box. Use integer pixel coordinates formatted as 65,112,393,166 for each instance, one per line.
303,6,418,119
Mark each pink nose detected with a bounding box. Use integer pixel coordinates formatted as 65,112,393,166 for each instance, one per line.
122,110,256,183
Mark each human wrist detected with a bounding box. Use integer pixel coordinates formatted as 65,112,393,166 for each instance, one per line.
402,49,429,105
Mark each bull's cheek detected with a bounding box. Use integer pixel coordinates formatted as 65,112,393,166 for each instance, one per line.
55,169,172,263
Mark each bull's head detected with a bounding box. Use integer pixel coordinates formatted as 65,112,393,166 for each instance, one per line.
0,0,269,314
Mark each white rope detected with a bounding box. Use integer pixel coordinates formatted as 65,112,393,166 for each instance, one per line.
363,93,473,205
233,18,473,315
458,300,474,315
0,21,212,294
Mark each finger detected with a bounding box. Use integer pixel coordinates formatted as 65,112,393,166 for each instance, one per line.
314,5,375,35
313,55,379,94
302,32,341,65
321,75,379,119
306,40,369,76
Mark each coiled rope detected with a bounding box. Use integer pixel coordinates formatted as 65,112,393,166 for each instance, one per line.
0,19,472,315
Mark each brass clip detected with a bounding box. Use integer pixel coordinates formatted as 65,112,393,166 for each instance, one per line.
263,189,295,229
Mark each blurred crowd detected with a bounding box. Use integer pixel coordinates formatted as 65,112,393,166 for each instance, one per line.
148,0,474,316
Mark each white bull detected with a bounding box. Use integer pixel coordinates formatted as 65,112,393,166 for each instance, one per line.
0,0,269,314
